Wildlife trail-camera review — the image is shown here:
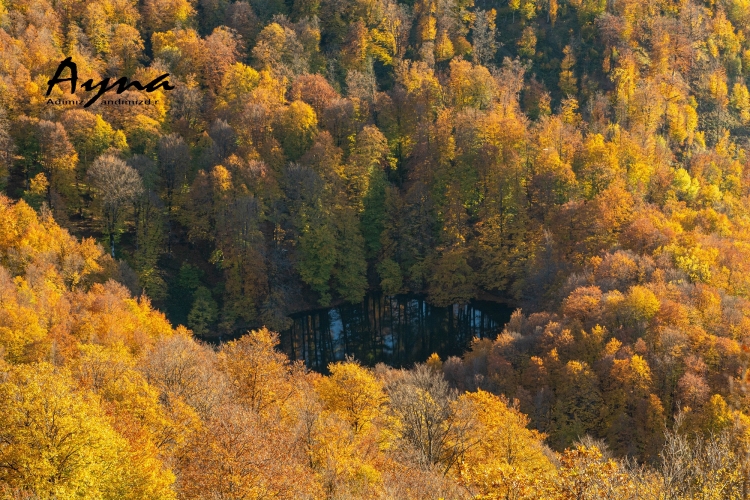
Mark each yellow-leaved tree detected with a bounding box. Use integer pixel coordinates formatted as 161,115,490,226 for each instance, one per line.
0,362,175,499
458,390,556,499
218,327,296,415
316,359,388,435
313,360,389,496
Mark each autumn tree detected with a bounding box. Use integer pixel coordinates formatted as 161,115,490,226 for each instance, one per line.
88,155,144,257
387,364,474,473
218,328,295,415
275,100,318,161
317,359,387,434
472,9,497,67
0,363,175,499
176,402,319,499
458,390,555,499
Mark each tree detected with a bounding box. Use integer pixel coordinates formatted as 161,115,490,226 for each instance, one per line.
212,189,268,328
289,74,339,116
61,110,121,175
108,24,145,76
361,166,387,257
343,124,390,209
157,133,190,252
226,2,260,48
187,286,219,336
25,120,79,207
447,59,496,110
297,215,337,306
141,333,228,418
71,342,192,495
275,100,318,161
203,27,242,93
217,62,260,108
122,115,163,157
458,390,555,499
188,286,219,335
518,27,537,59
657,420,744,499
428,246,476,307
387,364,474,472
341,20,369,71
551,361,603,449
252,22,307,76
176,402,319,499
333,209,367,303
554,445,631,500
130,155,167,299
0,363,175,499
218,328,295,415
88,155,144,257
472,9,497,67
0,109,14,191
151,29,207,81
142,0,195,34
316,360,386,435
559,45,577,96
207,119,238,166
575,134,620,200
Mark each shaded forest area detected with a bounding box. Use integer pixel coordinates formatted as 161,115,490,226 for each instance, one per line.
3,0,750,496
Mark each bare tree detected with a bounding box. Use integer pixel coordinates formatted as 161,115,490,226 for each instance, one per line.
88,155,143,257
208,119,237,166
140,335,228,418
657,415,745,500
472,9,497,67
387,364,477,474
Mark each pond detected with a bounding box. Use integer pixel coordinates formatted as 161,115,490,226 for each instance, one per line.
278,294,513,371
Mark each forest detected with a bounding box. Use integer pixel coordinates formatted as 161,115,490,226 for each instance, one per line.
2,0,750,496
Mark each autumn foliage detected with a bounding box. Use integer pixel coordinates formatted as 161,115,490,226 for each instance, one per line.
4,0,750,495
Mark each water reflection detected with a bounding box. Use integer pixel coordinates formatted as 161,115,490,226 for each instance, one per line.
280,294,512,371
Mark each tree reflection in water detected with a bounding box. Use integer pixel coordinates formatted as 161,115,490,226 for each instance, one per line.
281,294,513,371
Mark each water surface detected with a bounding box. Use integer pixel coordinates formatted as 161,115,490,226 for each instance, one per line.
280,294,512,371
